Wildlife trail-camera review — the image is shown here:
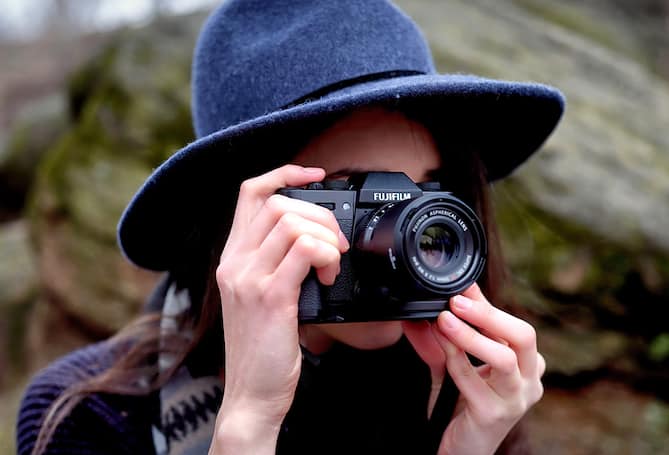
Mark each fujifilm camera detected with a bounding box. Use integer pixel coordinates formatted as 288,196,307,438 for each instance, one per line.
278,171,487,323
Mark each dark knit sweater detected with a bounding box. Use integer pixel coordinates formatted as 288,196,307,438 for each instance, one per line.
16,341,159,455
16,335,460,455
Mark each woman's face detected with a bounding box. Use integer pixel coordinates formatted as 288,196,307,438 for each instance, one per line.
292,107,442,353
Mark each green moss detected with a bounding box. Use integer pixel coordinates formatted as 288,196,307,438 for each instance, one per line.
512,0,638,58
493,178,594,288
493,177,669,321
65,156,152,241
3,123,30,166
649,333,669,363
431,46,498,77
26,24,195,248
6,298,36,372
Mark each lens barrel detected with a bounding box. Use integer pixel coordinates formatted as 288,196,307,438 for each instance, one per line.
355,193,486,298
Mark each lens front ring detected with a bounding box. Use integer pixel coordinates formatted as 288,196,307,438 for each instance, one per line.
402,199,485,293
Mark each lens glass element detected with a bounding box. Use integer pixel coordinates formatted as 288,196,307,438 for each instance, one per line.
417,223,457,271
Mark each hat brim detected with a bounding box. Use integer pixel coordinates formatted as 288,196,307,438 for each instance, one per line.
118,74,565,271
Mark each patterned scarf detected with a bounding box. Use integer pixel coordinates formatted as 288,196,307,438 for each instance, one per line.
150,280,457,454
152,282,223,455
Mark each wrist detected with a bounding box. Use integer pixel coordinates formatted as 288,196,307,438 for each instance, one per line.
209,401,285,454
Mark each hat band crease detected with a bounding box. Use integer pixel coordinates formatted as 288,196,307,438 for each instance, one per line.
283,70,425,109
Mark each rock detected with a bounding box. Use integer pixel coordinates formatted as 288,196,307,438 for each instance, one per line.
526,380,669,454
2,1,669,453
23,298,95,375
399,0,669,253
397,0,669,385
539,326,628,376
0,220,38,308
0,220,39,386
0,94,69,219
26,14,204,334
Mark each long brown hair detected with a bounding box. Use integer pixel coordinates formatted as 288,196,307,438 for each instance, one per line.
32,130,515,454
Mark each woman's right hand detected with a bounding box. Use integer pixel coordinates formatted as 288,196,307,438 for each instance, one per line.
210,165,349,453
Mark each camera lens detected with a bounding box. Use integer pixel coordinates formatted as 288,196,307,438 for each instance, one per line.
355,193,486,298
417,223,457,271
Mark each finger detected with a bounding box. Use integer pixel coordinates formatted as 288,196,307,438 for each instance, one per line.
436,311,522,395
245,194,347,252
256,212,343,273
537,353,546,377
430,324,496,406
402,320,446,374
480,328,509,347
271,234,341,299
228,165,326,241
461,282,486,301
403,320,447,419
451,291,538,377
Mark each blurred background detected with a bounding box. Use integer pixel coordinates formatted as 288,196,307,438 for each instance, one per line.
1,0,668,453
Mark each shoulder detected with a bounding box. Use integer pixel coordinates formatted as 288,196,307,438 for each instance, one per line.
16,340,158,455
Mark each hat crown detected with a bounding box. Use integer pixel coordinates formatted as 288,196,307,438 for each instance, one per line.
192,0,436,138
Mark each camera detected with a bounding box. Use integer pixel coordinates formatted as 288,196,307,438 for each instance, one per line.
278,171,487,323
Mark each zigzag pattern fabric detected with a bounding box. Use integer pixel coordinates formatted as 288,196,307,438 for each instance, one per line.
152,283,224,455
162,384,223,443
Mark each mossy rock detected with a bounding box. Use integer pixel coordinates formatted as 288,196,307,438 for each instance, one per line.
26,13,205,333
397,0,669,381
0,94,69,217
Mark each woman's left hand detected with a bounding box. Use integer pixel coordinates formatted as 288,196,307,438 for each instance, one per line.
402,283,545,455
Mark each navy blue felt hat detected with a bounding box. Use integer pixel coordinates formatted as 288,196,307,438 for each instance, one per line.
118,0,565,271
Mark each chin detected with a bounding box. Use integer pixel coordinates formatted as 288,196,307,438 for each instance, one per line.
324,321,404,350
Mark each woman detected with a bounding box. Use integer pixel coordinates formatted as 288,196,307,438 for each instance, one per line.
17,0,565,454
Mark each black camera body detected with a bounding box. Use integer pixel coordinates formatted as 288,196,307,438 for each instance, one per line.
278,172,487,323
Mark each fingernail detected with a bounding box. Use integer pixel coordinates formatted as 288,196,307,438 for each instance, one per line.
438,311,458,330
338,230,350,251
452,295,472,312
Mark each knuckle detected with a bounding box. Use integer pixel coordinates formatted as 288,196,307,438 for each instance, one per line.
526,378,544,405
216,271,239,301
276,212,300,235
216,260,261,301
238,177,258,196
453,360,475,380
309,204,339,232
265,193,287,214
533,381,545,404
215,261,232,284
497,350,519,375
279,163,300,173
325,244,341,263
294,233,316,253
515,322,537,349
537,352,547,376
316,241,341,265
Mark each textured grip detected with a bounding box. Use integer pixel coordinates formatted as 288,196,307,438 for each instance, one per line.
297,271,323,321
278,187,357,322
298,217,355,322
